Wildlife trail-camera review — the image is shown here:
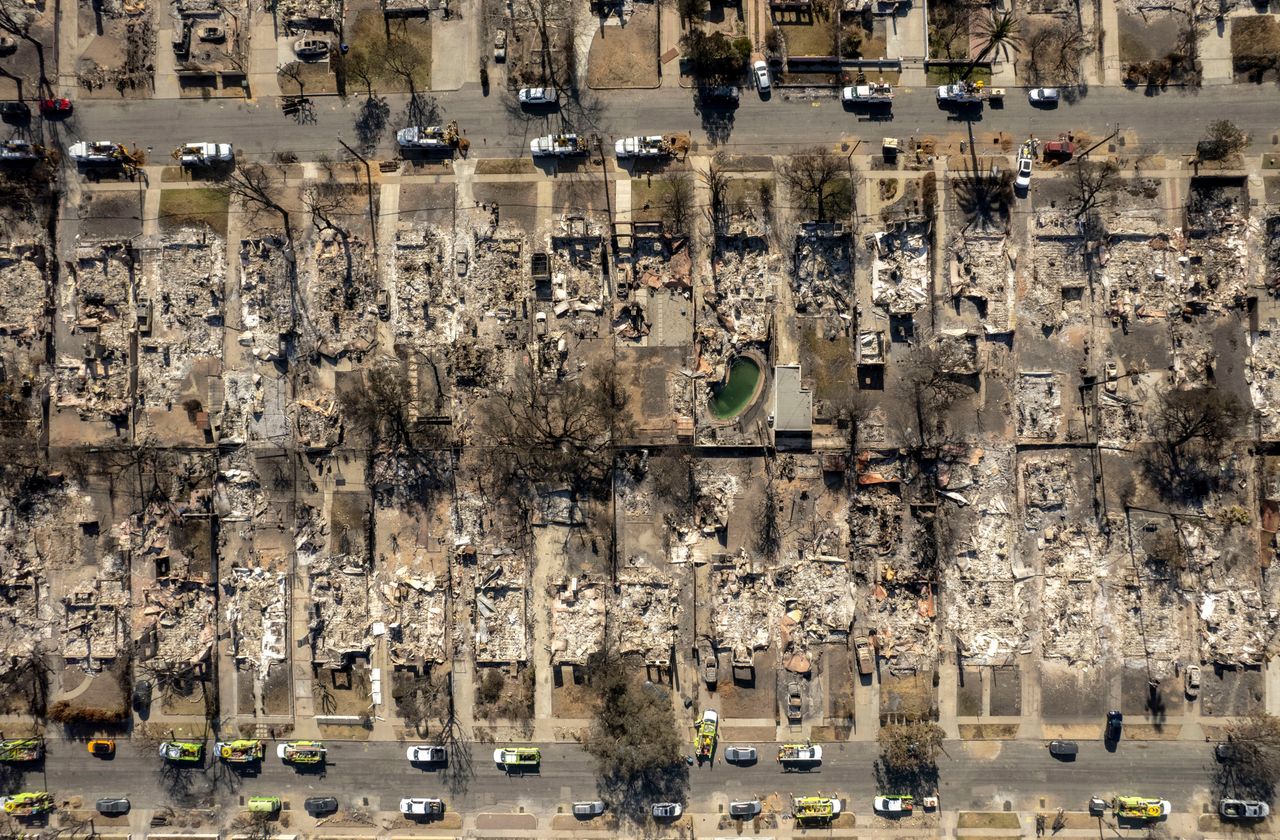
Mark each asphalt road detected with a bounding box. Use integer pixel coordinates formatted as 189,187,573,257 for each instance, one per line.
22,738,1217,814
43,83,1280,164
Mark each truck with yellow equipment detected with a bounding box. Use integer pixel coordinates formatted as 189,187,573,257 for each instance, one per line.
793,795,842,823
493,747,540,771
777,742,823,767
693,709,719,762
159,741,204,763
216,739,266,764
3,792,54,817
1113,796,1171,820
277,740,325,765
0,739,43,763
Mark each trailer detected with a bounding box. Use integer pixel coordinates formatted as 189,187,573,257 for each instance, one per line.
216,739,265,764
0,739,42,763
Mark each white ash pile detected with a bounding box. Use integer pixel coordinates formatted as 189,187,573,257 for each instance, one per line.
791,223,852,314
239,237,294,362
0,244,49,341
1023,237,1087,332
136,578,217,669
295,396,342,450
867,583,937,672
612,570,680,664
869,221,930,315
55,244,134,420
380,566,448,666
1247,326,1280,440
551,216,603,305
393,226,454,349
774,555,854,668
306,552,373,666
710,551,773,665
1015,372,1063,441
62,577,127,668
473,551,528,663
950,235,1014,334
309,232,377,359
550,576,604,664
226,566,288,676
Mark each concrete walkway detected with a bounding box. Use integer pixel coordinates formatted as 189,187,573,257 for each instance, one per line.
431,16,475,91
246,10,282,100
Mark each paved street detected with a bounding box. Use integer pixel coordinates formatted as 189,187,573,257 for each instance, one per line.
26,737,1216,815
55,84,1280,163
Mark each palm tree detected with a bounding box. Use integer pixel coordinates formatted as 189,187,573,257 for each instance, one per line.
965,10,1023,79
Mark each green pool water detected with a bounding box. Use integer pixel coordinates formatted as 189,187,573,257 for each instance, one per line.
710,357,762,419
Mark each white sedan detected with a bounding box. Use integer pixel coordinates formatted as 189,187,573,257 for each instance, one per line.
1027,87,1060,105
752,60,771,92
406,745,446,763
1015,156,1033,191
518,87,557,106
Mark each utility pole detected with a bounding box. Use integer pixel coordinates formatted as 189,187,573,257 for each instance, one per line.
336,136,379,265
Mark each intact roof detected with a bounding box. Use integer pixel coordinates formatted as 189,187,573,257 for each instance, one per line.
773,365,812,432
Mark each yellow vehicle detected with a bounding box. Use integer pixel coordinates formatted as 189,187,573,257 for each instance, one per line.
0,739,43,763
216,739,266,764
3,792,55,817
493,747,540,768
693,710,718,761
793,795,842,823
159,741,203,763
247,797,281,815
88,739,115,758
277,741,325,765
1114,796,1170,820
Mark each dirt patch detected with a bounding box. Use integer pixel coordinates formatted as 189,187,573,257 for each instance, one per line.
1117,11,1185,63
881,670,936,720
710,646,778,719
474,665,535,721
346,12,432,93
262,662,292,716
774,14,836,57
957,812,1021,829
957,723,1019,739
80,192,143,240
551,666,597,718
278,61,338,95
1231,15,1280,81
587,5,659,88
158,189,229,235
474,158,537,175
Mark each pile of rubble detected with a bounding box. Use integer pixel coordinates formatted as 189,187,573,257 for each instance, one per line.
0,244,48,341
226,566,288,676
393,225,454,350
710,552,773,666
866,583,936,672
137,234,224,409
301,504,374,666
774,556,854,668
950,235,1015,334
136,578,217,669
55,244,134,421
310,233,377,359
612,571,679,664
792,223,852,314
1023,237,1087,332
868,222,930,315
551,216,604,305
62,578,127,669
473,551,528,663
380,566,448,666
1015,372,1063,441
295,397,342,449
239,238,294,362
1247,328,1280,439
550,577,604,664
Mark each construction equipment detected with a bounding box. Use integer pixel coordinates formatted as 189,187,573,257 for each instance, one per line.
693,709,718,761
842,82,894,104
935,80,1004,107
0,739,42,763
215,739,266,764
277,741,325,765
0,141,39,163
67,141,141,166
1113,796,1171,820
530,134,587,158
174,142,233,166
397,121,468,155
159,741,204,763
3,792,54,817
793,795,842,823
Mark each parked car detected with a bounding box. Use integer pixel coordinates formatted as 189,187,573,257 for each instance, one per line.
1015,155,1033,191
88,739,115,758
1185,664,1201,698
518,87,557,106
197,25,226,41
96,798,130,816
400,798,444,818
1221,799,1270,820
304,797,339,815
1048,740,1078,759
729,800,762,818
0,101,30,122
39,98,72,116
1106,710,1123,741
874,795,913,814
293,38,330,60
652,802,683,820
572,801,605,817
406,745,447,764
752,60,771,92
493,29,506,62
724,745,757,764
1028,87,1060,105
133,679,152,714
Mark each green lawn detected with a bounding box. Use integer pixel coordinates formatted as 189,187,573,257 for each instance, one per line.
158,188,229,235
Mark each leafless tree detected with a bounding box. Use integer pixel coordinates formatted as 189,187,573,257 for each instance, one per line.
701,152,730,243
1220,713,1280,800
900,341,973,451
0,0,49,89
278,61,306,96
781,146,847,222
1069,160,1119,220
661,173,695,235
1022,21,1090,89
1151,385,1241,475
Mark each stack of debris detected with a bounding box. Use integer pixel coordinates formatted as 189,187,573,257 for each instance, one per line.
393,226,453,350
310,232,377,359
239,238,294,362
62,578,127,670
792,223,852,314
950,235,1015,334
136,578,217,669
55,244,134,420
225,566,288,677
473,551,527,663
774,555,854,669
869,221,930,315
550,577,604,664
381,566,448,666
1015,372,1063,441
0,244,48,341
711,551,773,666
612,571,679,664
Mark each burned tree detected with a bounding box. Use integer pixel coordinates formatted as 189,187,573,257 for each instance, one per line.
661,172,695,236
1068,160,1119,221
1219,713,1280,800
876,720,945,793
1151,386,1241,474
701,152,731,243
781,146,847,222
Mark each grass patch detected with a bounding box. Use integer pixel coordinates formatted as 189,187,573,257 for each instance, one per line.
346,12,431,93
925,65,991,85
1232,16,1280,80
159,188,229,235
775,19,836,57
474,158,536,175
277,60,338,95
956,812,1021,829
587,3,659,88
